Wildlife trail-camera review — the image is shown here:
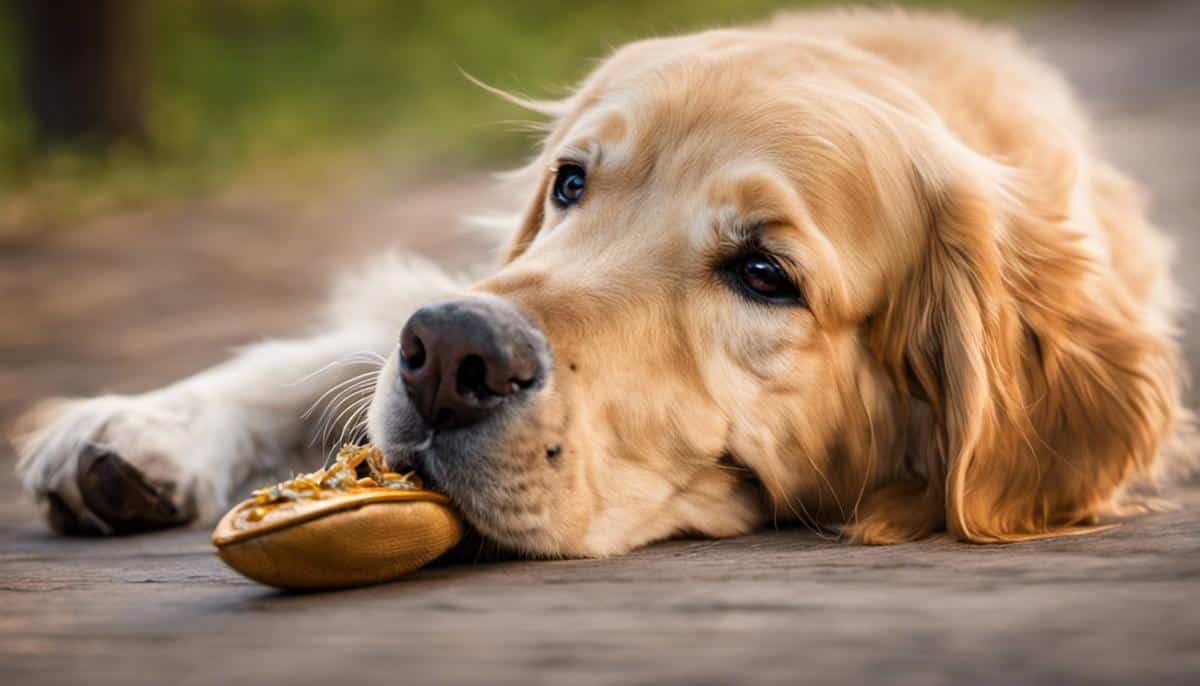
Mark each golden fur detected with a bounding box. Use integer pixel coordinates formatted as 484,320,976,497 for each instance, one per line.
16,8,1191,555
449,7,1191,553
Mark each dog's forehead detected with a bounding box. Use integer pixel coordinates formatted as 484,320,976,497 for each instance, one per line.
562,51,901,207
566,68,785,175
560,77,841,224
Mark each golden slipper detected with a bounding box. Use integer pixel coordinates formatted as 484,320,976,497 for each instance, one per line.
212,445,463,590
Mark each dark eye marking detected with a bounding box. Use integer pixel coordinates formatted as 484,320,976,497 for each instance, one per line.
551,163,586,208
723,252,805,306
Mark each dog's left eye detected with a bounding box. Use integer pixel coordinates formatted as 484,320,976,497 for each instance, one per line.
730,253,803,305
551,163,586,208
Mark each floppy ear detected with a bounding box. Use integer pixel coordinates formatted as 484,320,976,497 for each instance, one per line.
864,154,1178,543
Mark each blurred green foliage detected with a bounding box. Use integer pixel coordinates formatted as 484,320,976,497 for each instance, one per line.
0,0,1051,231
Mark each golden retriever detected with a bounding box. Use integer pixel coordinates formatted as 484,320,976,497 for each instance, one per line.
16,8,1191,556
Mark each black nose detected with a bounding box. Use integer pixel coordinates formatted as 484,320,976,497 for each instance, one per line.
398,298,546,430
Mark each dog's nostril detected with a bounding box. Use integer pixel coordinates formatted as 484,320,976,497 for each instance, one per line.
455,355,494,400
455,354,538,401
401,336,426,371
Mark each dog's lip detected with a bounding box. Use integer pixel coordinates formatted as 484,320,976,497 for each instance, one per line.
396,447,504,545
410,459,442,494
398,450,512,558
379,436,522,554
380,452,513,563
381,447,442,493
377,438,442,491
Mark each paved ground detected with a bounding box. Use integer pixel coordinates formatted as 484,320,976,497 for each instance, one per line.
2,2,1199,684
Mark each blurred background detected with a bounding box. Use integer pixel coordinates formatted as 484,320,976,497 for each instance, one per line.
0,0,1063,425
4,0,1199,420
0,0,1048,238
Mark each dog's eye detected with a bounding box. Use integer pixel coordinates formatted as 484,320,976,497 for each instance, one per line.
730,253,803,305
551,163,586,208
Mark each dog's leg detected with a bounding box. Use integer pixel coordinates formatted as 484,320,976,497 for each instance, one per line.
13,254,466,535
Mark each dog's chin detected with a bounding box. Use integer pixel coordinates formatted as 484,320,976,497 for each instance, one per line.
372,433,522,554
369,384,564,556
374,441,501,555
385,451,522,564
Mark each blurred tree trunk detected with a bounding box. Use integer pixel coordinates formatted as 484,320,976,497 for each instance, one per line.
15,0,148,146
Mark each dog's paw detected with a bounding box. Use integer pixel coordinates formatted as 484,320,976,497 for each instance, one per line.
13,394,236,536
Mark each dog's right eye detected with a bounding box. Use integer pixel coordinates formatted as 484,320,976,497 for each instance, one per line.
551,163,587,208
724,252,805,307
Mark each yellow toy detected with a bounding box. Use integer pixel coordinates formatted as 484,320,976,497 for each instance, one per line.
212,445,463,590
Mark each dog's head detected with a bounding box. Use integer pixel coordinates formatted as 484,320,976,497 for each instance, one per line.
369,30,1175,556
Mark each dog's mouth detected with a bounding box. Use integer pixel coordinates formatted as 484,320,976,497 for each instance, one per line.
408,455,442,494
381,437,474,525
379,437,441,492
372,379,558,555
383,443,528,563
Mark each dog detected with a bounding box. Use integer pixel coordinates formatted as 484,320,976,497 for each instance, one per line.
14,8,1192,556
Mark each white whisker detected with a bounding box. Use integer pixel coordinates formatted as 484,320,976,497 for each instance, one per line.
308,385,375,451
321,393,376,454
330,397,374,457
285,351,384,388
308,375,380,450
313,388,370,449
301,370,381,420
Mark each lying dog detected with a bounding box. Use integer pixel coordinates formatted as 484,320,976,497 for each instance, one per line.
14,8,1192,556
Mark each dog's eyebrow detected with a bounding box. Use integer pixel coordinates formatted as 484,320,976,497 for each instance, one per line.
709,212,805,276
591,110,629,144
708,173,848,324
552,108,629,171
730,172,799,222
552,140,600,170
699,170,798,243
